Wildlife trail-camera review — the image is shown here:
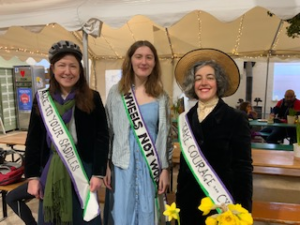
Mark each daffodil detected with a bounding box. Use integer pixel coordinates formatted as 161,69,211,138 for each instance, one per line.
216,210,240,225
205,216,218,225
163,202,180,224
198,197,215,215
228,204,248,214
238,212,253,225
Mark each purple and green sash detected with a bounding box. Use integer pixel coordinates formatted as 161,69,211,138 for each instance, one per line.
122,87,167,223
178,112,234,211
36,88,99,221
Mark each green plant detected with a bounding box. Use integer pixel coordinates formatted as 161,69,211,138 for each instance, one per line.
289,108,297,116
268,12,300,39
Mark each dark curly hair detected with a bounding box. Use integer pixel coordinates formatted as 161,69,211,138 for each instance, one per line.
182,60,229,100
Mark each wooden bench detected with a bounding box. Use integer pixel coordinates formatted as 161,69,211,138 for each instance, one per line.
166,192,300,224
0,178,28,221
251,142,293,151
252,201,300,224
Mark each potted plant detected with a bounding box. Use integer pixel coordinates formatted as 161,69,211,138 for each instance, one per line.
287,108,297,124
294,116,300,158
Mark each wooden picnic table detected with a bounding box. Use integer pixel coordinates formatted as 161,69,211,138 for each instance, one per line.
0,132,27,151
0,132,27,146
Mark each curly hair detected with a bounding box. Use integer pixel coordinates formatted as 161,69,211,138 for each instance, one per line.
118,40,163,97
182,60,229,99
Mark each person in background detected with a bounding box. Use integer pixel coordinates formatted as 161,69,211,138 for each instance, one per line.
273,89,300,118
103,40,172,225
239,101,258,120
6,182,37,225
174,48,253,225
260,89,300,144
25,40,109,225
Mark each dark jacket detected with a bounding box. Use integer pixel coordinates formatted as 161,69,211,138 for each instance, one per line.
176,99,253,225
24,90,109,178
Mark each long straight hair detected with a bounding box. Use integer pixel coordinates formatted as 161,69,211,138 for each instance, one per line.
118,40,163,97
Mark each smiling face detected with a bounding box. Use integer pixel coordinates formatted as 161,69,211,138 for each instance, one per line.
194,65,218,102
51,54,80,94
131,46,155,80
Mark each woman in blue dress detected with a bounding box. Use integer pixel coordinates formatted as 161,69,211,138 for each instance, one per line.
104,40,172,225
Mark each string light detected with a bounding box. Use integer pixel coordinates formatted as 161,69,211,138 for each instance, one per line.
127,22,136,42
196,10,202,48
165,28,175,59
0,45,47,57
271,23,283,51
232,15,244,55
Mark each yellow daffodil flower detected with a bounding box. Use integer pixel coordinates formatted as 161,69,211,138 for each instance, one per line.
228,204,248,214
216,210,240,225
163,202,180,222
198,197,215,215
238,212,253,224
205,216,218,225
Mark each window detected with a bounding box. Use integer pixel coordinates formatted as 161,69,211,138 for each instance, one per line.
273,63,300,101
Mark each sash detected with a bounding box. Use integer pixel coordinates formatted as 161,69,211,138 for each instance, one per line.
122,87,167,223
178,112,234,211
36,88,99,222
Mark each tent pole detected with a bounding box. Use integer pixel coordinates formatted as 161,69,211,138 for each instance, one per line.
263,19,283,118
264,55,270,118
82,31,89,85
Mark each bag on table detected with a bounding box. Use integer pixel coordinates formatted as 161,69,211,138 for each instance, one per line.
0,149,24,185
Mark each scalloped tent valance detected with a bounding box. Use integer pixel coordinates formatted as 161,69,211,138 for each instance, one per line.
1,0,299,30
1,6,300,62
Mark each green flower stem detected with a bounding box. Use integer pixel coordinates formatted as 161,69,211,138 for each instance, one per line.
297,121,300,146
177,213,181,225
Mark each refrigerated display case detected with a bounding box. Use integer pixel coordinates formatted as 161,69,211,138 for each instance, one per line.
0,67,17,132
13,65,46,130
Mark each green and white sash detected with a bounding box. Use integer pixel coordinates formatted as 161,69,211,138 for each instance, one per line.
178,112,234,210
36,88,99,222
122,87,167,223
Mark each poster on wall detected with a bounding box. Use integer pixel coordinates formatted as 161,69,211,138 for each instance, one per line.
105,70,122,98
17,88,32,111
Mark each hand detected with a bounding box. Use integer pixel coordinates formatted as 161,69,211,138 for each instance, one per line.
27,179,43,199
158,169,169,194
103,163,112,190
90,176,103,192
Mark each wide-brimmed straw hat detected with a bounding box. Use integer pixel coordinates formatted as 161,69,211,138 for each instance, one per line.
175,48,240,97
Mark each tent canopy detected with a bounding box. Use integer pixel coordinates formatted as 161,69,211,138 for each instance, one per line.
1,0,300,62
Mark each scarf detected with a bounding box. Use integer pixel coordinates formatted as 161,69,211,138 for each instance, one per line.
197,97,219,122
43,92,75,225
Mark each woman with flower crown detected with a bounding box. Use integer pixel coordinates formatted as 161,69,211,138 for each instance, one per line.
174,49,253,225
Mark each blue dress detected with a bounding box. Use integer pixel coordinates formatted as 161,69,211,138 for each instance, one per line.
108,101,159,225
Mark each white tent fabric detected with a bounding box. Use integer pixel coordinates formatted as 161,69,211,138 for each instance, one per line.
1,1,300,62
1,0,300,106
1,0,299,30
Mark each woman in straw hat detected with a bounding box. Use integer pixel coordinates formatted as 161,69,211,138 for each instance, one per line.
175,49,253,224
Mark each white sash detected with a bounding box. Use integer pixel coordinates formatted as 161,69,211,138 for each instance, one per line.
36,88,99,222
178,112,234,208
122,88,161,183
122,87,167,223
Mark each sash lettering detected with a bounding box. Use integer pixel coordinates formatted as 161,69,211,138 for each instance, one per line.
178,112,234,207
37,88,99,222
123,91,160,182
122,88,168,223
